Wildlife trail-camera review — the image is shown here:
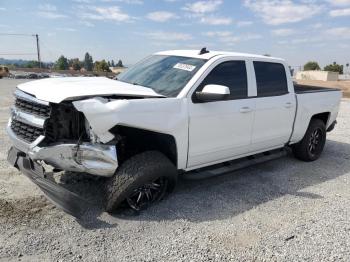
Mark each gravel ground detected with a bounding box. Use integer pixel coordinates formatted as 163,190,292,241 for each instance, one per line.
0,79,349,262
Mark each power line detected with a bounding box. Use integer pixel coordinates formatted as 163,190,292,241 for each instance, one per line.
0,33,41,68
0,53,37,56
0,33,35,37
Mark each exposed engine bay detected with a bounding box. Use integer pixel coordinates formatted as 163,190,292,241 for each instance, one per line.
43,102,88,145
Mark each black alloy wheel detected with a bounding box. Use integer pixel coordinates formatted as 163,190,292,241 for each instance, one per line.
126,177,169,211
292,119,326,162
308,127,323,156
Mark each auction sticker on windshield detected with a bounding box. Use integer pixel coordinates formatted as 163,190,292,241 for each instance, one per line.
173,63,196,72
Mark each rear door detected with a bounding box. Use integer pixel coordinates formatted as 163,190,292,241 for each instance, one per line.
250,61,296,151
187,59,255,168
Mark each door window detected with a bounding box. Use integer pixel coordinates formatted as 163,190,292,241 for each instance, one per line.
254,62,288,97
193,61,248,102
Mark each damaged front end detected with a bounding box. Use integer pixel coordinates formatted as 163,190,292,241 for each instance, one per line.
6,89,119,217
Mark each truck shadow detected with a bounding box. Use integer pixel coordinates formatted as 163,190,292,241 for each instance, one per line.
70,139,350,228
111,139,350,224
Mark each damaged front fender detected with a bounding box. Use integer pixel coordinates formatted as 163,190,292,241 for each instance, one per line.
72,96,188,169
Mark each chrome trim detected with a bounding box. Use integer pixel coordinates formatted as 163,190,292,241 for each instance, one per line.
28,143,118,177
6,119,46,153
10,106,46,128
14,89,50,106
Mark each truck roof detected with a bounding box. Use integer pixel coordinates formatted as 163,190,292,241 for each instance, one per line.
155,49,284,62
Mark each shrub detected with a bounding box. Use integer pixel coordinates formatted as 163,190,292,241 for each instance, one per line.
303,61,320,71
324,62,343,74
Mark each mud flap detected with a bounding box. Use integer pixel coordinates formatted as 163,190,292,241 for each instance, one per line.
7,147,92,218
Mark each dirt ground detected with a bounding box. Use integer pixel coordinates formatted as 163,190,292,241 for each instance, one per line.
296,79,350,98
0,79,350,261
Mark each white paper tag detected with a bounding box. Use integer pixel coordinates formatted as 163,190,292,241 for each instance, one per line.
173,63,196,72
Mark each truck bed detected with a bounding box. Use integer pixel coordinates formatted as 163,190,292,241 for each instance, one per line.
294,83,340,94
291,86,342,144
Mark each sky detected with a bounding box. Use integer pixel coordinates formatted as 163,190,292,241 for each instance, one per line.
0,0,350,67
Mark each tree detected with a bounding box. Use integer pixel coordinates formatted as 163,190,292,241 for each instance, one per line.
94,59,111,72
303,61,320,71
324,62,343,74
84,52,93,71
111,60,115,67
55,55,69,70
24,60,40,68
69,58,82,71
116,59,124,67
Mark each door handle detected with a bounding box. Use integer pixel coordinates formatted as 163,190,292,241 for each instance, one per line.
239,107,252,113
285,102,293,108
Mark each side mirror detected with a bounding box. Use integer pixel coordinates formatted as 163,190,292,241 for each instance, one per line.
195,84,230,103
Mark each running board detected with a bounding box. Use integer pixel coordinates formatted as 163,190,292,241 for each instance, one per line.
183,148,287,180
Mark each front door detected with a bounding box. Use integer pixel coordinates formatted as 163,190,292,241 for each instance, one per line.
187,60,255,168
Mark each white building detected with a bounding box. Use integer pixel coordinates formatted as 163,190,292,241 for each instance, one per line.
296,71,339,81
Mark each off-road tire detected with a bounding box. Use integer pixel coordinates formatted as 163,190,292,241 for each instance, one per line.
292,119,326,162
105,151,177,213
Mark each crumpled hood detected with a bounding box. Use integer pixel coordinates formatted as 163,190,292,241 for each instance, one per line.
17,77,164,103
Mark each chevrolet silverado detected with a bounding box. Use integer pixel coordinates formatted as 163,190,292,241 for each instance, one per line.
7,49,342,216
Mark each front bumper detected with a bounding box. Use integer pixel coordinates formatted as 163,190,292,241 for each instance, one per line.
6,121,118,177
7,147,91,218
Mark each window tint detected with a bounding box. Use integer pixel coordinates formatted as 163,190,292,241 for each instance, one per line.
118,55,207,97
254,62,288,97
197,61,248,100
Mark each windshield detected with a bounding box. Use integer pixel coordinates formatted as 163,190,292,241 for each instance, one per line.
117,55,207,97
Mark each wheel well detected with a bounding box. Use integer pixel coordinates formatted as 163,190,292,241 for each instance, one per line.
109,125,178,167
311,112,330,126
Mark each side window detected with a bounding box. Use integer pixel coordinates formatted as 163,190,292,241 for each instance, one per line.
196,60,248,101
254,62,288,97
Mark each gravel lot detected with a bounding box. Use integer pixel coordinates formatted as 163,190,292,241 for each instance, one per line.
0,79,349,261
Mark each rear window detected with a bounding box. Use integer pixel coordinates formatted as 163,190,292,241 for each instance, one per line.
254,62,288,97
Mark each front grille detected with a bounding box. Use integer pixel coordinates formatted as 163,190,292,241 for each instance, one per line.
15,97,51,117
10,119,44,143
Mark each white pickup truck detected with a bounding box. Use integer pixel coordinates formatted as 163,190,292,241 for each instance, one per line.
7,49,342,216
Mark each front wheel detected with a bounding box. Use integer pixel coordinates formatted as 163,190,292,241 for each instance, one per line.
105,151,177,213
292,119,326,162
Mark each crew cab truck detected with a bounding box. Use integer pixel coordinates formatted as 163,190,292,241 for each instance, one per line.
7,49,342,216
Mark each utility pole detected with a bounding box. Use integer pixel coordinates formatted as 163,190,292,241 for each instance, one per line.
0,33,42,68
35,34,41,69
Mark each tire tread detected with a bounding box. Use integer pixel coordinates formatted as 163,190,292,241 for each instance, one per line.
292,119,326,162
106,151,177,212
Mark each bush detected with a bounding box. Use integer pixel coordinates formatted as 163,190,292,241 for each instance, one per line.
324,62,343,74
303,61,320,71
94,60,111,72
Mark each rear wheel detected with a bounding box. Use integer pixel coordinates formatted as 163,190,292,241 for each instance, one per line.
105,151,177,213
292,119,326,161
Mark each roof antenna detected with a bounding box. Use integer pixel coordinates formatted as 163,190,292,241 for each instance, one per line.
199,47,209,55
